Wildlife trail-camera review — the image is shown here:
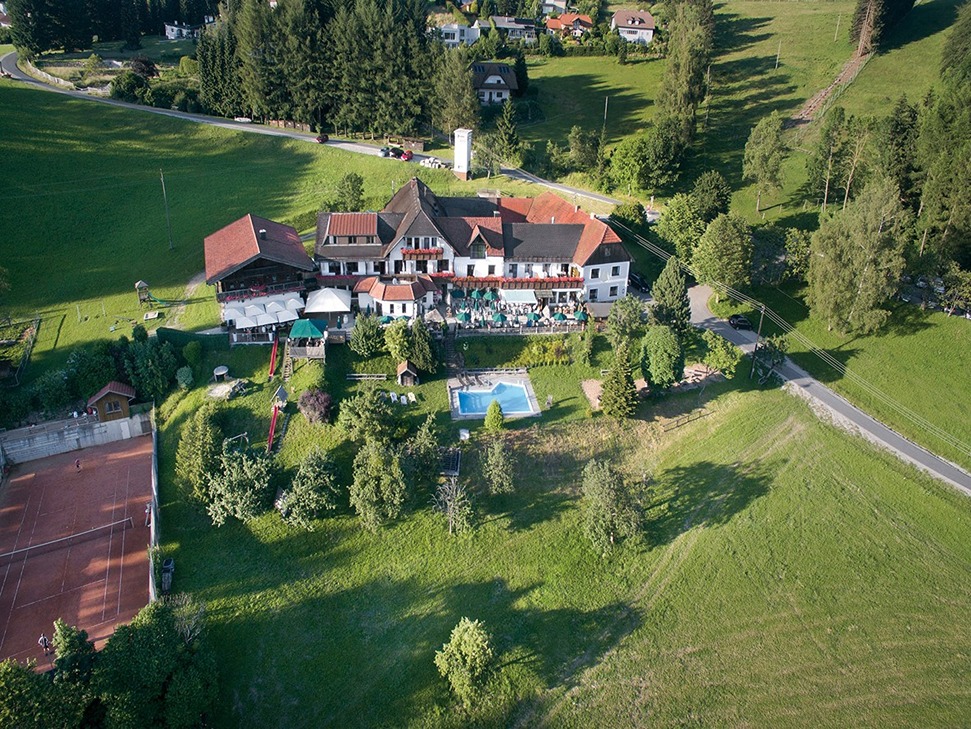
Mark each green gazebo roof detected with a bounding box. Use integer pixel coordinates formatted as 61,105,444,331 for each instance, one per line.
289,319,328,339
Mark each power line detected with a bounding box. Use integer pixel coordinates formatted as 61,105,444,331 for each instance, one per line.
610,219,971,459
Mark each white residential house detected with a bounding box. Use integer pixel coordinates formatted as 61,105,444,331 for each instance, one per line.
437,22,481,48
474,16,537,44
314,179,630,316
470,61,518,105
610,9,656,45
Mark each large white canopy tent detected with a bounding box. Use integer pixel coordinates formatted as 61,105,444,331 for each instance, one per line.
304,288,352,315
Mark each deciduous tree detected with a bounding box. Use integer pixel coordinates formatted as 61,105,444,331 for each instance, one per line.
410,318,437,373
349,313,385,358
337,386,400,442
692,214,753,301
581,459,640,553
743,111,787,213
656,194,705,264
433,477,474,534
701,329,742,376
278,448,342,529
205,445,276,525
483,438,514,495
385,319,412,362
176,403,222,502
350,438,408,531
333,172,364,212
640,325,684,389
807,177,908,334
690,170,732,223
605,294,644,349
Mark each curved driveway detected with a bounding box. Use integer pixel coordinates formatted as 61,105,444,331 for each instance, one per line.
689,285,971,496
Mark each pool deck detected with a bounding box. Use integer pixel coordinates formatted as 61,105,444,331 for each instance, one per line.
447,372,542,421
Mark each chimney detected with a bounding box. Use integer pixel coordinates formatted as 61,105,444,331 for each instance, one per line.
259,229,267,240
551,216,555,224
575,204,580,213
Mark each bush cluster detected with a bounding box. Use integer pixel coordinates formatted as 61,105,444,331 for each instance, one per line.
512,336,572,367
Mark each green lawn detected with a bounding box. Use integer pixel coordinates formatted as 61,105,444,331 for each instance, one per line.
0,80,544,382
831,0,962,118
709,284,971,472
155,349,971,726
522,55,666,147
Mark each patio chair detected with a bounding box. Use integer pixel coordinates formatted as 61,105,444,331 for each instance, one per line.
390,392,399,403
399,394,407,405
407,392,417,404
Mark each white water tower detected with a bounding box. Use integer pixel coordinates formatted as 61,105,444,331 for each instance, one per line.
453,128,472,181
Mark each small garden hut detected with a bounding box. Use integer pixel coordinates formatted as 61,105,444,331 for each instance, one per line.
396,360,419,387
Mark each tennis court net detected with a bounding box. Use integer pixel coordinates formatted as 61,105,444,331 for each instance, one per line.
0,517,134,568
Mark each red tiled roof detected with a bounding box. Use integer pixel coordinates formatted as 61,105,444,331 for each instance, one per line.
355,274,439,302
547,13,592,30
497,197,532,221
524,192,622,265
328,212,377,237
204,214,314,285
87,381,136,408
396,360,419,376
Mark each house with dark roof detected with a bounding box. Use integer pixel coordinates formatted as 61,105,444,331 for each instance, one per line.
204,214,316,302
470,61,519,105
87,381,137,422
611,9,655,45
315,178,630,313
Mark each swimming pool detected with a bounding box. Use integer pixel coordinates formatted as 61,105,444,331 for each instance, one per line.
457,381,534,416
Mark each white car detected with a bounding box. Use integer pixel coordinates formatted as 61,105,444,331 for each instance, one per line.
419,157,449,169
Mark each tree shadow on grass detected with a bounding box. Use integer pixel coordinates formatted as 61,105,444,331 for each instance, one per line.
877,0,961,54
715,11,775,56
646,459,773,547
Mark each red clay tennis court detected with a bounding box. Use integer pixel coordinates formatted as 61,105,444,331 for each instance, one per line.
0,436,154,665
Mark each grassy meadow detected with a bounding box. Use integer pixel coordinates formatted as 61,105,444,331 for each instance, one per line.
708,284,971,472
155,342,971,727
0,80,542,382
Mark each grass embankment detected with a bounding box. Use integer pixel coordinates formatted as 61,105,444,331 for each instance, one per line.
0,80,542,382
709,285,971,471
156,345,971,726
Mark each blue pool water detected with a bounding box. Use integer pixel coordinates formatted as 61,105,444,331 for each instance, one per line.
457,381,533,415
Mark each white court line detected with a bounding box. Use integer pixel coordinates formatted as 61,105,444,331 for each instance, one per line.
14,578,106,610
101,466,122,622
0,486,42,654
116,466,131,615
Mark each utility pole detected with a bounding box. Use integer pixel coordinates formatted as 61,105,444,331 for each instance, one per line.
160,170,174,251
775,40,782,70
749,304,766,379
603,96,609,128
834,13,841,42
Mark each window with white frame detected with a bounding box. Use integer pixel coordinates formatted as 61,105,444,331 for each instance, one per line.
589,288,599,301
591,268,600,279
611,265,620,277
609,285,618,298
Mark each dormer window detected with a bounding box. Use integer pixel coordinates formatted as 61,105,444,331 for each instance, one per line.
471,241,486,259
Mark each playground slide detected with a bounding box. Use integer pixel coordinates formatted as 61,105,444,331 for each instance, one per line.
146,293,186,307
267,406,280,453
268,335,279,379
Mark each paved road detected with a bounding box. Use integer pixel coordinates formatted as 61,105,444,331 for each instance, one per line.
1,50,618,207
689,285,971,496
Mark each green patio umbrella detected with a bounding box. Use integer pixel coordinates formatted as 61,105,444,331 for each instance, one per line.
379,315,394,324
456,311,472,322
552,312,568,322
451,289,465,299
492,312,508,323
484,290,498,301
470,289,483,300
526,312,541,322
573,311,589,322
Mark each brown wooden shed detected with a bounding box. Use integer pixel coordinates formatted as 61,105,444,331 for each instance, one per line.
396,360,420,387
87,381,137,422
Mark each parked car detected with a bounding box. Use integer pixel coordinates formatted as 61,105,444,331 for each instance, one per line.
387,147,404,159
315,133,329,143
379,147,391,157
401,150,414,161
728,314,753,330
628,272,648,292
420,157,448,169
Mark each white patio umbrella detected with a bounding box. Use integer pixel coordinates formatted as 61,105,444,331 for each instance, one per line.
285,297,305,311
222,306,244,322
243,304,265,318
265,301,286,314
234,316,258,329
256,313,278,327
275,310,298,324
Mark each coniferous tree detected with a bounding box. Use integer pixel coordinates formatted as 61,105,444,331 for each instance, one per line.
483,438,514,495
198,18,244,116
350,438,408,531
432,47,480,141
640,325,684,389
410,318,437,373
648,256,690,339
581,459,640,553
806,106,850,213
176,403,223,503
690,170,732,223
599,342,637,419
495,100,521,163
235,0,275,119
